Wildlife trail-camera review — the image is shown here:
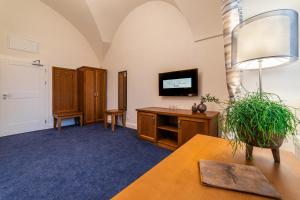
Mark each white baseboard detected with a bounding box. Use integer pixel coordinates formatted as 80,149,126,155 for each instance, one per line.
46,118,75,129
126,122,137,130
106,118,137,130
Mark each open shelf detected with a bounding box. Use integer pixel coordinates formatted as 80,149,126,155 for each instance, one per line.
156,115,179,150
157,125,178,133
158,138,178,148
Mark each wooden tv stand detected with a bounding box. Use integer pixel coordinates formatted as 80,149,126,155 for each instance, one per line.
136,107,219,150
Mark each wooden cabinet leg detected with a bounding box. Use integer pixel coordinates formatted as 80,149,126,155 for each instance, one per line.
57,118,62,131
104,114,107,128
79,115,83,127
53,117,57,129
112,114,116,132
246,145,253,160
272,148,280,163
122,113,126,127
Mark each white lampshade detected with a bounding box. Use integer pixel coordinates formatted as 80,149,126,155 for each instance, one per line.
232,9,298,70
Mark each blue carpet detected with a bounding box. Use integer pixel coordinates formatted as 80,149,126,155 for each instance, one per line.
0,124,171,200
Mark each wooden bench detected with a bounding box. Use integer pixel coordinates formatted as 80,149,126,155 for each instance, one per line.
104,109,126,132
53,111,83,131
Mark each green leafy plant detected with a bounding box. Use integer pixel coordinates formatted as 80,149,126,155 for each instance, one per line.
221,91,299,153
201,94,219,103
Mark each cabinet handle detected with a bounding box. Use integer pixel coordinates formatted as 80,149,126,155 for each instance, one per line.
178,120,181,129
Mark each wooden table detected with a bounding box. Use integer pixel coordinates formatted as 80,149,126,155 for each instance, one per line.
113,135,300,200
104,109,126,132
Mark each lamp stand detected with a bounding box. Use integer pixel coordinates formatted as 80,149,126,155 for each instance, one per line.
258,60,263,97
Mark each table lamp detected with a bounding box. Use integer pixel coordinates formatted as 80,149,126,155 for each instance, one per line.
231,9,298,95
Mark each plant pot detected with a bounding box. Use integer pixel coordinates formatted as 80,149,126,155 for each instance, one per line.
192,103,198,113
246,135,284,149
197,102,207,113
244,134,284,163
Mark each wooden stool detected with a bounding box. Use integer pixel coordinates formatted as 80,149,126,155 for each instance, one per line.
104,109,126,132
53,111,83,131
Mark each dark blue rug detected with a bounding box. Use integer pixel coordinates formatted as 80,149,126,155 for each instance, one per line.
0,124,170,200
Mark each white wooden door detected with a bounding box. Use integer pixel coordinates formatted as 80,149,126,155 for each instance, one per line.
0,58,48,136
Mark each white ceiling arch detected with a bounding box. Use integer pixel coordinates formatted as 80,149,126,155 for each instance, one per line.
41,0,105,62
86,0,178,43
40,0,223,61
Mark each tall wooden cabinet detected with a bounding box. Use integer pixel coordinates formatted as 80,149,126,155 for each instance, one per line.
77,67,107,124
118,71,127,110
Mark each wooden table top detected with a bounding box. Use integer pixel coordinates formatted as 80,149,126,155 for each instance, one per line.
136,107,219,119
106,109,126,114
113,135,300,200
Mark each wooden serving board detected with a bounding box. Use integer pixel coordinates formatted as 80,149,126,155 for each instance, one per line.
199,160,281,199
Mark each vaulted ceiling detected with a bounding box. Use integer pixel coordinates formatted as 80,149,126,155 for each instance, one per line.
40,0,223,62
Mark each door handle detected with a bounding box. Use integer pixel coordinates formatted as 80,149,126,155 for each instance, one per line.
2,94,8,100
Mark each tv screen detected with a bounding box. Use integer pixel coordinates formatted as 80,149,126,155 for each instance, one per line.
159,68,198,96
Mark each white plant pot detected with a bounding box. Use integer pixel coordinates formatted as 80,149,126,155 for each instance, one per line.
295,136,300,160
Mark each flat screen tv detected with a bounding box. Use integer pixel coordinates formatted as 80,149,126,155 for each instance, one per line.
159,68,198,96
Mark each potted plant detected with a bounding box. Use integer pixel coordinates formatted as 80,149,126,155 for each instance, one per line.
221,91,299,163
197,94,219,113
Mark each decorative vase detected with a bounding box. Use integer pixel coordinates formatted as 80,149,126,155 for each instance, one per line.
197,102,207,113
192,103,198,113
244,134,284,163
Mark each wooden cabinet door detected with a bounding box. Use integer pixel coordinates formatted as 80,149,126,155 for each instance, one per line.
137,112,156,142
178,117,208,145
84,70,95,123
52,67,77,113
95,70,106,121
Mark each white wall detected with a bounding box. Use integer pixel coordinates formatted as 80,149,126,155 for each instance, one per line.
0,0,99,67
0,0,100,128
174,0,223,41
241,0,300,153
102,1,227,128
103,0,299,155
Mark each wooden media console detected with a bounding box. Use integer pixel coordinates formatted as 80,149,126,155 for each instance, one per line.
136,107,219,150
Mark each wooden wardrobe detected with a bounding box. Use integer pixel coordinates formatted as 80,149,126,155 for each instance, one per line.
77,66,107,124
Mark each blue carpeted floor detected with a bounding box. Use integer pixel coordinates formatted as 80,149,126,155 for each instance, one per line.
0,124,170,200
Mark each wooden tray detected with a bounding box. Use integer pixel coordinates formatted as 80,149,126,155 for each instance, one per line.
199,160,281,199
